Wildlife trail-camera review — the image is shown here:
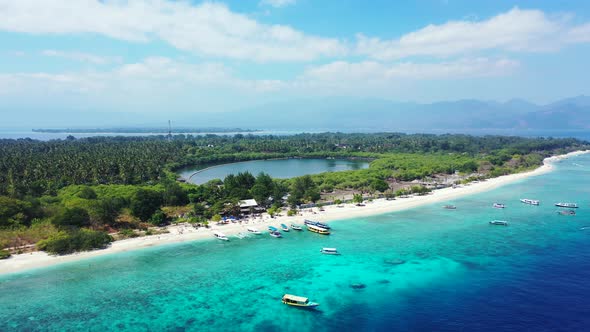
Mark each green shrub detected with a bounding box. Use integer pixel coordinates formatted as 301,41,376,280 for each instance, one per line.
287,209,297,216
0,249,11,259
119,229,139,238
37,229,113,255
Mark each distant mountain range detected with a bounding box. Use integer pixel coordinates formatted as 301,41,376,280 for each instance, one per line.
189,95,590,133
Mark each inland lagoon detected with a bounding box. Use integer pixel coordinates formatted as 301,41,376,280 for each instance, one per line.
178,158,370,185
1,154,590,331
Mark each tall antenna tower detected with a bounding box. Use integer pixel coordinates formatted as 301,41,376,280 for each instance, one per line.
167,120,172,141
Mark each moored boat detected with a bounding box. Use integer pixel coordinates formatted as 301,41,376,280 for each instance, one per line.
493,203,506,209
306,224,330,235
520,198,540,205
268,226,278,232
280,223,290,232
489,220,508,226
290,223,303,231
235,232,247,239
304,219,331,229
320,247,340,255
213,231,229,241
443,205,457,209
281,294,319,308
555,202,578,208
269,230,282,238
558,209,576,215
247,227,261,234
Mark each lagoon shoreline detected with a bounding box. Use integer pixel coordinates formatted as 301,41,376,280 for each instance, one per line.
1,150,588,276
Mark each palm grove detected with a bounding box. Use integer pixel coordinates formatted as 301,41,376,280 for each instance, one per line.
1,133,587,256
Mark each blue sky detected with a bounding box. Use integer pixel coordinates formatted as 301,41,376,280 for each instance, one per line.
1,0,590,126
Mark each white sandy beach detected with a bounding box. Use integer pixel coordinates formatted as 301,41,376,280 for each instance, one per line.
1,150,587,275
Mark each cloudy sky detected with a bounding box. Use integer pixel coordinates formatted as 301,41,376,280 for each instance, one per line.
1,0,590,126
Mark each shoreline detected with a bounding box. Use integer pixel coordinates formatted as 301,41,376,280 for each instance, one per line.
2,150,588,276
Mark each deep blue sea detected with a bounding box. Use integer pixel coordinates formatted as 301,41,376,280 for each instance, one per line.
1,154,590,331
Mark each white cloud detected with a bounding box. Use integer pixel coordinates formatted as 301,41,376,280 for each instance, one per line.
41,50,122,64
0,57,285,96
302,58,519,82
356,7,590,60
260,0,296,8
0,0,344,62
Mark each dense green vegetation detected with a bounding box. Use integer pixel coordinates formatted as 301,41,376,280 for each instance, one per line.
0,133,587,255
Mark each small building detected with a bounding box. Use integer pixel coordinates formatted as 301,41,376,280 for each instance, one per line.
239,199,264,214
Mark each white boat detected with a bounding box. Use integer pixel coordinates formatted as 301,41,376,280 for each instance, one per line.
247,227,262,234
282,294,319,308
320,248,340,255
493,203,506,209
489,220,508,226
290,223,303,231
304,219,331,229
555,202,578,208
520,198,540,205
213,231,229,241
280,224,290,232
269,230,282,238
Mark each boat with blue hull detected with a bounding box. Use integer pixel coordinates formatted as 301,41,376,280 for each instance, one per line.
304,219,331,229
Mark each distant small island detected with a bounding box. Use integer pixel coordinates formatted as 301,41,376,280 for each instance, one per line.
32,127,261,134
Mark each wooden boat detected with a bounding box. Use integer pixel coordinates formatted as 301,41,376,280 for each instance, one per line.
520,198,539,205
320,247,340,255
213,231,229,241
290,223,303,231
269,230,282,238
304,219,331,229
282,294,319,308
306,224,330,235
247,227,261,234
280,223,290,232
555,202,578,208
489,220,508,226
443,205,457,209
493,203,506,209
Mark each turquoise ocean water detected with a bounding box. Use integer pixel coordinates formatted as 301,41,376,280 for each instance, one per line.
1,154,590,331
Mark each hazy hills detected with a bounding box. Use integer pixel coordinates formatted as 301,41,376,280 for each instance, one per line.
4,95,590,134
207,95,590,132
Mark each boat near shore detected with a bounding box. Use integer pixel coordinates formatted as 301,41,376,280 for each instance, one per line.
280,224,290,232
282,294,319,308
213,231,229,241
269,230,282,238
555,202,578,208
489,220,508,226
247,227,261,234
520,198,540,205
304,219,331,229
290,223,303,231
306,224,330,235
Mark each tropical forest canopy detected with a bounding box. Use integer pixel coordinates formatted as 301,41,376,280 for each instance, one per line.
0,133,587,255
